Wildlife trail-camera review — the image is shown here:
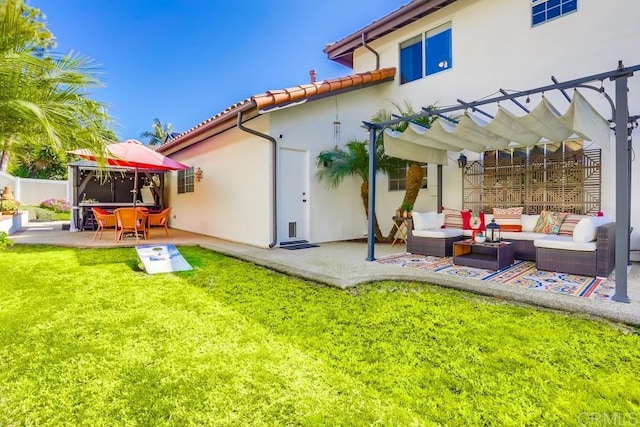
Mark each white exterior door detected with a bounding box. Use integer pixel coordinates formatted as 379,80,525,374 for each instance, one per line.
279,148,308,243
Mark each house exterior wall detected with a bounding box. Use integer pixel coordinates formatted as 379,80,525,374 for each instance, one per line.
165,116,273,247
349,0,640,248
268,84,428,242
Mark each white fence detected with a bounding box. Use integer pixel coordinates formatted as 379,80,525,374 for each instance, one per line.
0,171,68,205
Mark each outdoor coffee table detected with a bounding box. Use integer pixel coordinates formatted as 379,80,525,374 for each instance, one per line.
453,239,514,270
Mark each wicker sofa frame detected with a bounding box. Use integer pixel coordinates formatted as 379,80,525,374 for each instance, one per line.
406,219,616,277
406,225,464,257
535,221,616,277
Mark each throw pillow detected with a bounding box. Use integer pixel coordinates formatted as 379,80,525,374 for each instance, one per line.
573,215,613,243
492,207,524,226
442,208,465,229
533,211,568,234
499,224,523,232
558,214,588,237
461,211,486,231
412,211,439,230
520,214,540,232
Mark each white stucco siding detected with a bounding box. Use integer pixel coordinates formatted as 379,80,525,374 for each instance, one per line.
350,0,640,247
270,89,377,242
165,117,273,247
270,83,444,242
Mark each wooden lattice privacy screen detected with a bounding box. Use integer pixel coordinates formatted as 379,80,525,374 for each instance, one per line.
462,141,601,215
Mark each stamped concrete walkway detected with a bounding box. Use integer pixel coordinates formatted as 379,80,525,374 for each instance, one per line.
10,221,640,326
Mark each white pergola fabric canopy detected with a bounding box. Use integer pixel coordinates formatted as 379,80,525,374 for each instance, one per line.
383,90,611,164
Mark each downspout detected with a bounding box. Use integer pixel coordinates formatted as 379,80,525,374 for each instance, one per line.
237,111,278,248
361,33,380,70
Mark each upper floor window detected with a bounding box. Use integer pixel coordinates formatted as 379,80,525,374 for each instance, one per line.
177,167,194,194
400,22,452,85
388,159,428,191
532,0,577,26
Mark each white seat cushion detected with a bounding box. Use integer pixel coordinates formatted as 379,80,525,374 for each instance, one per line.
534,235,596,251
413,228,464,238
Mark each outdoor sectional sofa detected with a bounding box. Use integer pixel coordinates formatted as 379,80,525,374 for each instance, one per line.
406,210,616,277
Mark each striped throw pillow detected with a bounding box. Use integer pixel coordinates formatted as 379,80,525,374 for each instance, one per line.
443,208,465,229
558,214,588,237
492,207,523,226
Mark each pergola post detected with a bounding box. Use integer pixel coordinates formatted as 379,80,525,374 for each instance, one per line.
437,164,443,213
612,65,632,303
366,127,378,261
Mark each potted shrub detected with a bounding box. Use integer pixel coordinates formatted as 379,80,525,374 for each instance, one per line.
400,201,414,217
1,199,20,215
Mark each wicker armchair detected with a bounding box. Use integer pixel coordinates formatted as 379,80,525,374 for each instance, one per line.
114,207,147,242
92,207,116,241
147,207,172,238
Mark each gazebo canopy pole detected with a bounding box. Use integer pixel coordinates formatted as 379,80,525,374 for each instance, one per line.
366,127,378,261
612,63,632,303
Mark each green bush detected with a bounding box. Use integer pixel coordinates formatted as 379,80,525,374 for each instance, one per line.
0,231,13,249
25,206,69,222
0,199,20,213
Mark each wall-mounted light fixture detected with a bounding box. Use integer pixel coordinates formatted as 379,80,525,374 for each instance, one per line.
457,153,467,168
195,167,203,182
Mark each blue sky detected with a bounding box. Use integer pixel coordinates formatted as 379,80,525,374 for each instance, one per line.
30,0,407,141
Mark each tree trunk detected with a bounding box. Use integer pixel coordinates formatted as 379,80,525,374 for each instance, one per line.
360,181,389,242
386,162,424,240
403,162,424,206
0,150,9,173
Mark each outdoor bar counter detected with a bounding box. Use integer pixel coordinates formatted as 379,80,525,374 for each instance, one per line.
72,202,156,231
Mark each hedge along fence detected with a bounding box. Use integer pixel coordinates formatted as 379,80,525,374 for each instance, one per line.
0,171,68,206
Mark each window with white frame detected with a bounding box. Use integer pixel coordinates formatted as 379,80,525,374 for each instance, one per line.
177,167,194,194
400,22,452,84
388,159,428,191
532,0,577,26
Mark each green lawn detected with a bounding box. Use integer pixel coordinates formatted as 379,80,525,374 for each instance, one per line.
23,205,71,222
1,245,638,425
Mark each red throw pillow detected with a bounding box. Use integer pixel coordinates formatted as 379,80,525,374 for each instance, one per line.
462,211,486,231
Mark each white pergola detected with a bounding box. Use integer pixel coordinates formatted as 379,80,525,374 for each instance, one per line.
364,61,640,303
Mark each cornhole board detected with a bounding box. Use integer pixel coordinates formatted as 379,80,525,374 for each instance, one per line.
136,244,192,274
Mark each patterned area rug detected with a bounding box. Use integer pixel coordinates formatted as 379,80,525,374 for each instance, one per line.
376,253,615,300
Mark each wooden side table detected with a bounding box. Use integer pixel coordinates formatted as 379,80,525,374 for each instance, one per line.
391,216,409,246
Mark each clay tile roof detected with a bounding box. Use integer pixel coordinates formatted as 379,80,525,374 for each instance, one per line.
252,67,395,110
159,67,395,153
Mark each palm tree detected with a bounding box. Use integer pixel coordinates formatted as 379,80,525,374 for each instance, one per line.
371,101,438,239
140,118,173,145
0,0,114,172
316,138,395,242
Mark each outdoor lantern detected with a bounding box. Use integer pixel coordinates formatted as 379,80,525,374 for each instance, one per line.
486,218,501,242
457,153,467,168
